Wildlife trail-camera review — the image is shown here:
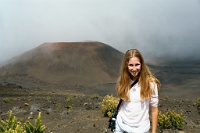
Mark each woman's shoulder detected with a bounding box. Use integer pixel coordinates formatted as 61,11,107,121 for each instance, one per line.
148,76,160,89
149,81,157,89
149,81,159,96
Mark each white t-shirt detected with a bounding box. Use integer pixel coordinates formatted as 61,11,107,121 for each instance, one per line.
118,81,159,127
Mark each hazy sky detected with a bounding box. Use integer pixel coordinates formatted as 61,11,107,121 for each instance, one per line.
1,0,200,63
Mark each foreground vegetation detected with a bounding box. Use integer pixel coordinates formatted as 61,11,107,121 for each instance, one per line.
0,111,46,133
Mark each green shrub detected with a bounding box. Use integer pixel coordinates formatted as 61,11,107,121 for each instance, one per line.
0,111,46,133
158,110,184,130
24,112,46,133
56,103,62,109
193,97,200,113
0,111,23,133
90,94,100,99
99,95,119,118
46,96,51,101
66,97,72,104
3,98,10,103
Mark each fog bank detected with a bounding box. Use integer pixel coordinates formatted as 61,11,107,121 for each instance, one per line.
1,0,200,63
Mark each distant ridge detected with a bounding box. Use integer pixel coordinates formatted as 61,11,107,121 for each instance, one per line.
0,42,124,88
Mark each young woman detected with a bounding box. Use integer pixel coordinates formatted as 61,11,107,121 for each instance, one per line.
115,49,160,133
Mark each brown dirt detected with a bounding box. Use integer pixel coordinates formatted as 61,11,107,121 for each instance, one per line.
0,84,199,133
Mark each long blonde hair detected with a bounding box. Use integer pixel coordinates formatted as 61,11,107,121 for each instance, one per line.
117,49,160,101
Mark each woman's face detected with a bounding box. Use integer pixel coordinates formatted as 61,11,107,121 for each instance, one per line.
127,57,141,80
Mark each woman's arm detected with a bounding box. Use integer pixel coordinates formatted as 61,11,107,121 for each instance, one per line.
151,106,159,133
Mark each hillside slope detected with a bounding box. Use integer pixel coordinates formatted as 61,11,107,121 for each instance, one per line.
0,42,123,89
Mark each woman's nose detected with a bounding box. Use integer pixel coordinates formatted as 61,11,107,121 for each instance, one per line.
133,66,136,71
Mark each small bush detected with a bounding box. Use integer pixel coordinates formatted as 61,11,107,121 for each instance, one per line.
99,95,119,118
193,97,200,113
0,111,46,133
3,98,10,103
24,112,46,133
90,94,100,99
66,105,73,110
0,111,23,132
56,103,62,109
66,97,72,104
158,110,184,130
46,96,51,101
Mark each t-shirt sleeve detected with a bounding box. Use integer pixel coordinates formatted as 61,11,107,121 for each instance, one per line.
150,82,159,107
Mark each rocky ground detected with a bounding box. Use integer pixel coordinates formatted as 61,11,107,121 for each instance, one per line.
0,84,200,133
